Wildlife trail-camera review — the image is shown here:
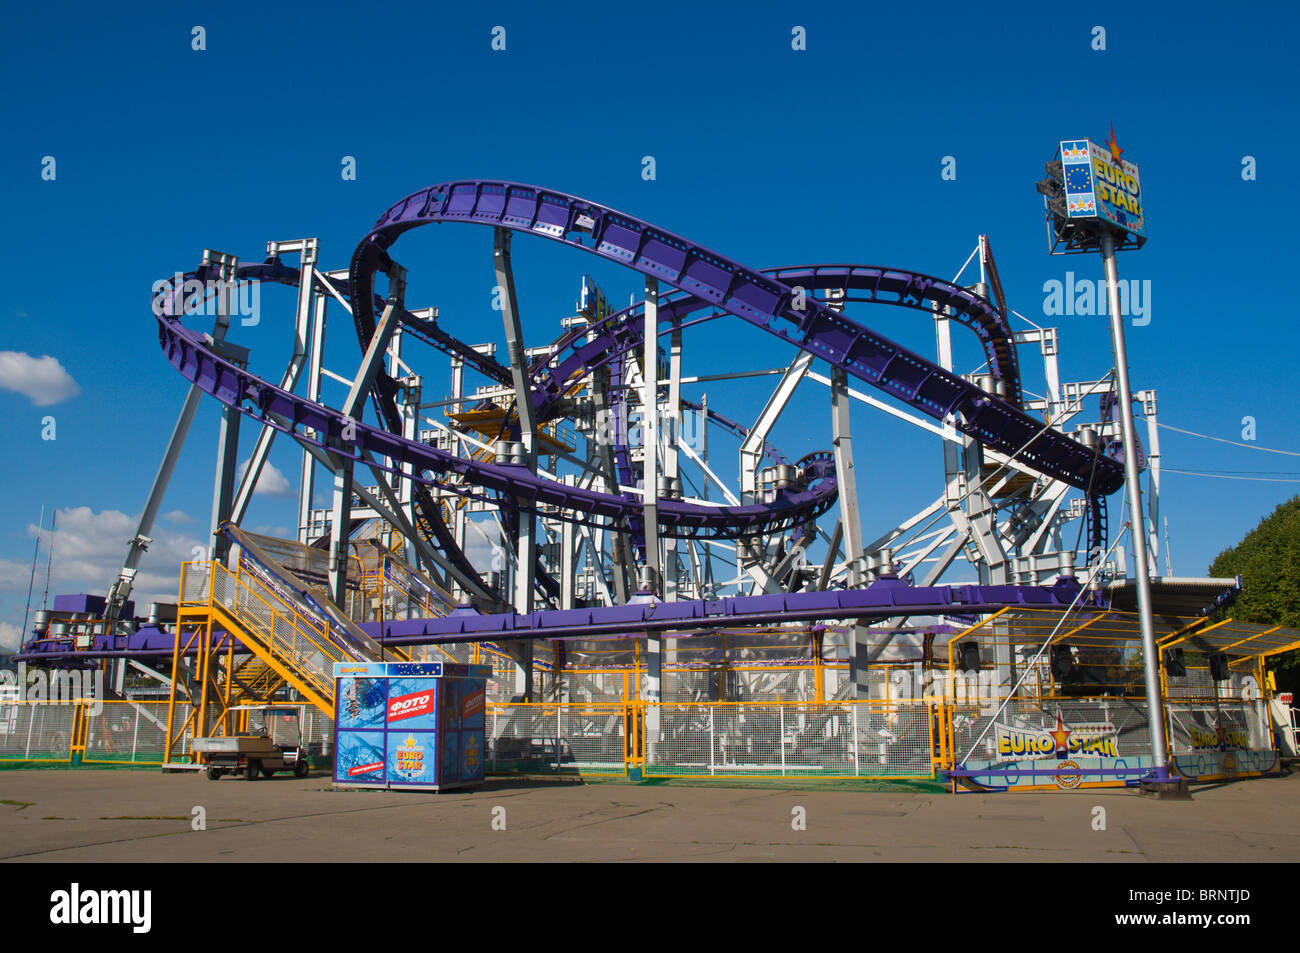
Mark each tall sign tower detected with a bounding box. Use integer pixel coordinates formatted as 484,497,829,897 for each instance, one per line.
1037,130,1179,792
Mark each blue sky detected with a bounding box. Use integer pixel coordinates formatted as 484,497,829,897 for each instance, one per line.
1,0,1297,646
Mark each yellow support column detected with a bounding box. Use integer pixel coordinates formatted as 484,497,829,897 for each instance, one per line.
812,628,824,703
164,602,185,765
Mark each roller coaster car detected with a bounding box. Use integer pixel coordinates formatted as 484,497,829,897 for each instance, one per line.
193,705,311,781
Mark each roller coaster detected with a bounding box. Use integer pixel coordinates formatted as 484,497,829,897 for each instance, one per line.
21,178,1137,666
23,178,1276,787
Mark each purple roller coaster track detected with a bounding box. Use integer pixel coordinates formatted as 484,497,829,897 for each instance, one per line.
21,180,1124,665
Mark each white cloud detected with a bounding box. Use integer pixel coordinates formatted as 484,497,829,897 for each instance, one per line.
0,556,35,593
24,507,206,610
464,518,506,572
162,509,194,524
0,351,81,406
237,458,295,498
0,621,21,655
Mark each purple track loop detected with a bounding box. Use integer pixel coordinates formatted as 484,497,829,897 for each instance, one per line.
530,264,1022,425
156,280,839,540
350,181,1123,496
134,181,1120,651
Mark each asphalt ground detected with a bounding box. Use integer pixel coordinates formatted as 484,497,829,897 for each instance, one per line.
1,766,1297,862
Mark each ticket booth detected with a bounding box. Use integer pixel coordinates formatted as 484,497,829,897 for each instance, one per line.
333,661,490,791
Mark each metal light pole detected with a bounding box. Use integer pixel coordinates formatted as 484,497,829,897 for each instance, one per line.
1100,229,1172,782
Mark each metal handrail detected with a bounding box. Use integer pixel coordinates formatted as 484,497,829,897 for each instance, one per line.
379,572,452,621
207,562,344,698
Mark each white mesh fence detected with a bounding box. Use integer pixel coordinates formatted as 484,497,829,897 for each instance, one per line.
644,701,935,778
82,702,186,763
0,702,78,761
180,562,210,603
486,704,628,774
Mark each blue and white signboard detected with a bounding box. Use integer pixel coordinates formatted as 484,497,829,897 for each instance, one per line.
1059,137,1146,241
333,661,490,791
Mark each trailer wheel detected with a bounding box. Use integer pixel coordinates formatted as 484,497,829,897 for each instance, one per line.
293,759,309,779
261,766,276,778
245,759,259,781
206,765,223,781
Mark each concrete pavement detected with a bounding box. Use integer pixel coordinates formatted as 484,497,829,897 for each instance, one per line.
1,767,1297,862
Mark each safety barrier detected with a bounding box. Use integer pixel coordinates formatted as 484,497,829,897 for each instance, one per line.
1165,696,1277,781
4,699,940,779
949,688,1278,789
82,700,189,764
0,700,193,765
478,699,944,779
643,700,938,779
0,700,79,762
486,702,631,776
951,696,1155,768
4,691,1281,785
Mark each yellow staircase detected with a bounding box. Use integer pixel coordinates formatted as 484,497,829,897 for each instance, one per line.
177,557,410,717
226,656,286,704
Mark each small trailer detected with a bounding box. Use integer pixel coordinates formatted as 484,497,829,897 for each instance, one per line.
193,705,311,780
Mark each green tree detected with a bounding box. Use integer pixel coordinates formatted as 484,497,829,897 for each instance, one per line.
1208,495,1300,693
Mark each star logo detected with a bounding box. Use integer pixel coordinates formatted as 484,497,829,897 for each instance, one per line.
1049,713,1072,756
1106,122,1123,165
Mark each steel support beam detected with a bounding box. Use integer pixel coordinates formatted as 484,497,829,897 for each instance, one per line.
642,278,663,739
641,278,661,595
494,228,535,697
663,323,683,599
329,266,404,607
739,349,813,583
208,340,246,566
298,292,328,544
1101,230,1170,781
273,414,500,607
560,518,576,610
591,367,630,603
830,365,872,698
830,367,864,583
233,239,317,524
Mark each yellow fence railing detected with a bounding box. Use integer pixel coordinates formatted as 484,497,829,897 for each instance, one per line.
0,699,188,766
482,699,948,780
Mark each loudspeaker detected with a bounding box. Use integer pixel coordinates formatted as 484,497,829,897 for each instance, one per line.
1050,645,1075,679
1163,647,1186,678
1209,652,1230,681
958,641,981,673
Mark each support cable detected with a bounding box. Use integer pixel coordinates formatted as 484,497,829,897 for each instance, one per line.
957,521,1132,766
